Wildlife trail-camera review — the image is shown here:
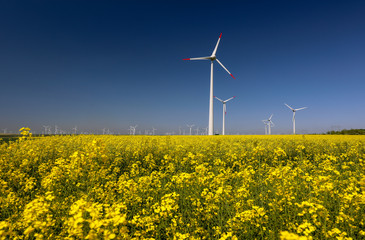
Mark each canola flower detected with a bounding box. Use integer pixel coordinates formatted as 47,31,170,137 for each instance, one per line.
0,133,364,239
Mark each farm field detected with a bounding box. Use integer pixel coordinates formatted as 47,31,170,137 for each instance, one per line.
0,134,365,239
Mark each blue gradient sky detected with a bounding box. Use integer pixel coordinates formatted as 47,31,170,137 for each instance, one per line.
1,0,364,134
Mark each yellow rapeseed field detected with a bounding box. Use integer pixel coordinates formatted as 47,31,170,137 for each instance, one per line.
0,131,365,239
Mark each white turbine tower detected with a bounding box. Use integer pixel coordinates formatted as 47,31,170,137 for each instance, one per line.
72,126,77,135
186,124,195,135
184,33,235,135
214,96,235,135
132,125,138,135
262,120,268,135
285,103,307,135
262,114,274,135
43,125,51,135
204,127,208,135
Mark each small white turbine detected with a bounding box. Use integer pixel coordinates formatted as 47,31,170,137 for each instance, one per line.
285,103,307,135
129,125,137,135
214,96,236,135
186,124,195,135
262,120,268,135
184,33,235,135
262,114,274,135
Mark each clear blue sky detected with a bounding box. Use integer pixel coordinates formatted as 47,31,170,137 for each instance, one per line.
1,0,364,134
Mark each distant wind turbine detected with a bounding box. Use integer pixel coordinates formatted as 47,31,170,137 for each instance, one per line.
186,124,195,135
195,127,200,135
129,125,137,135
262,120,268,135
204,127,208,135
72,126,77,135
43,125,51,135
262,114,274,135
184,33,235,135
214,96,236,135
285,103,307,134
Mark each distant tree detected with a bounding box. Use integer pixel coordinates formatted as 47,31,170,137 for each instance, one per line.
326,129,365,135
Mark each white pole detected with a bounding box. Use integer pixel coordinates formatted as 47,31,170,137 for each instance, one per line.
208,60,214,135
293,112,296,135
222,103,226,135
268,123,271,135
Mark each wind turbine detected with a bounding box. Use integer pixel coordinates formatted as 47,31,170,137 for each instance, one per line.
186,124,195,135
262,120,268,135
128,125,137,135
285,103,307,135
72,126,77,135
262,114,274,135
184,33,235,135
195,127,200,135
214,96,235,135
43,125,50,135
204,126,208,135
131,125,138,135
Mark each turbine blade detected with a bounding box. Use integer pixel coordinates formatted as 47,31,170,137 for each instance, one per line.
295,107,307,111
285,103,294,111
214,96,224,102
224,104,227,115
224,96,236,102
216,58,235,79
212,33,222,56
271,121,275,127
183,56,211,61
269,114,273,120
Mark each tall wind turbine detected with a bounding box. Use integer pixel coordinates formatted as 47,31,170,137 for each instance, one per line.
285,103,307,134
184,33,235,135
214,96,236,135
262,114,274,135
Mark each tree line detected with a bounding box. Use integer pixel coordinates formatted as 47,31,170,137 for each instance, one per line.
326,129,365,135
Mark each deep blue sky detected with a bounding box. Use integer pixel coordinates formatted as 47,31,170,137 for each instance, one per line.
1,0,365,134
